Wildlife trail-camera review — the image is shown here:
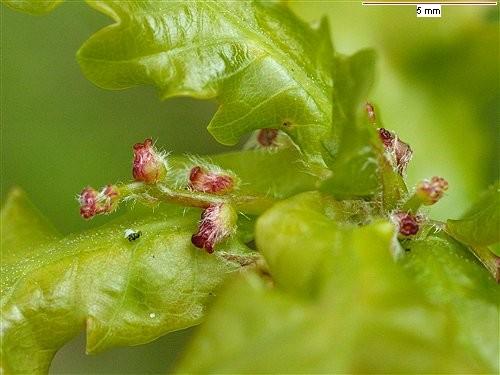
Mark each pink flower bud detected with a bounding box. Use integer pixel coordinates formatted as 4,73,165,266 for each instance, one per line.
416,176,449,205
394,212,420,237
191,203,237,253
188,166,234,194
365,102,376,123
78,184,120,220
378,128,413,175
378,128,394,148
79,187,98,219
132,139,167,184
257,128,279,147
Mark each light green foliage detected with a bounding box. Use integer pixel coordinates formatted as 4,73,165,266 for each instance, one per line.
1,1,498,374
321,50,407,206
1,187,59,263
322,50,379,197
447,183,500,246
402,232,499,370
178,194,489,373
2,0,62,15
445,183,500,280
0,190,256,374
75,0,334,166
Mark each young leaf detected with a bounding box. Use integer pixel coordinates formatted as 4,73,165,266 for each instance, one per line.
76,1,334,166
321,50,407,206
177,198,484,373
0,203,256,374
446,183,500,280
2,0,62,15
402,232,499,371
255,191,375,298
446,183,500,246
1,187,59,264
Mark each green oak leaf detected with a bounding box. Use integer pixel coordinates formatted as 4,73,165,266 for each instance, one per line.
74,0,334,166
255,191,374,298
1,187,59,264
177,194,484,373
321,50,407,206
332,49,377,132
2,0,62,15
446,183,500,280
402,232,499,371
447,183,500,246
0,192,256,374
491,242,500,257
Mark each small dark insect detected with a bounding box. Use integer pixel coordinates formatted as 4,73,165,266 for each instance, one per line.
124,229,142,242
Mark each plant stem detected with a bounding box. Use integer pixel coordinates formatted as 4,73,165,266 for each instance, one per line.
120,182,276,215
400,193,423,213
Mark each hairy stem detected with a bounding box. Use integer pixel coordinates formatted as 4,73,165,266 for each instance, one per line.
121,182,276,215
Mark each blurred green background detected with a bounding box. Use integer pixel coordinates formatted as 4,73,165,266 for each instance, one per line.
1,1,498,373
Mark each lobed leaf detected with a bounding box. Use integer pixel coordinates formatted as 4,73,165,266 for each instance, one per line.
76,0,334,166
2,0,62,15
177,194,486,373
0,192,256,374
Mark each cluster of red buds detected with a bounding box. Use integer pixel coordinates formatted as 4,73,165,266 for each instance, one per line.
394,176,449,237
79,138,240,253
188,166,235,194
79,185,120,219
191,203,238,253
365,102,413,175
377,128,413,175
415,176,449,205
132,138,168,184
393,212,421,237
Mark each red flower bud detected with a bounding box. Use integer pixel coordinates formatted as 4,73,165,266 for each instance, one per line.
79,187,98,219
78,184,120,220
378,128,413,175
191,203,237,253
416,176,449,205
132,139,167,184
378,128,394,148
257,128,279,147
394,212,420,237
188,166,234,194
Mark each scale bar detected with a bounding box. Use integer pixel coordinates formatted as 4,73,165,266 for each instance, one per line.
363,1,497,4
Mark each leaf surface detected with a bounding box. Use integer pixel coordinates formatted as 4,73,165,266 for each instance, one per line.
321,50,407,206
0,200,255,374
447,183,500,246
1,187,59,264
402,232,499,370
76,0,334,166
177,194,487,373
2,0,62,15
